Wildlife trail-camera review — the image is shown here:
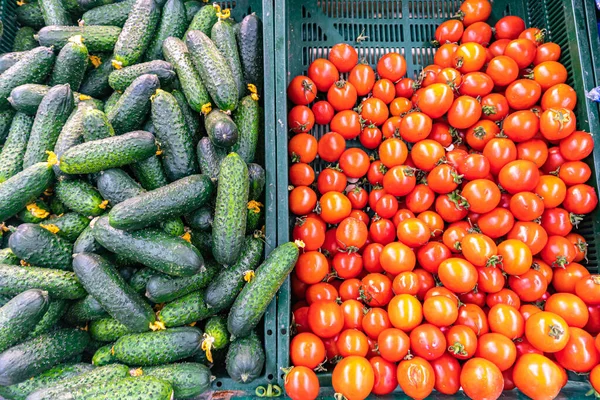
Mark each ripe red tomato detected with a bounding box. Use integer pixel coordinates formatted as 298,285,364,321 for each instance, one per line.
481,92,510,121
288,105,315,134
564,183,598,214
435,43,459,68
370,357,398,396
284,366,319,400
312,100,335,125
504,38,537,69
397,357,435,400
560,130,594,161
332,356,374,400
552,262,590,293
460,357,504,400
531,61,568,90
330,110,361,140
498,160,540,194
295,251,328,285
434,19,464,43
399,111,432,143
290,332,326,369
437,258,477,293
462,21,493,45
525,311,570,353
459,0,492,25
559,161,592,186
431,353,462,395
339,148,370,179
327,80,357,111
545,292,590,329
317,167,347,194
539,108,576,141
395,77,415,98
289,186,317,216
289,133,317,163
495,15,525,40
307,301,343,338
423,295,458,327
383,165,416,196
377,52,407,82
498,239,532,276
576,275,600,305
317,132,345,163
372,79,396,104
505,79,542,110
377,328,410,362
542,83,577,110
360,97,389,126
348,64,375,96
488,304,524,339
328,43,358,73
447,95,482,129
486,55,519,86
513,354,564,400
459,71,494,97
416,83,454,119
341,299,364,330
289,163,315,187
362,307,392,340
288,75,317,105
475,332,517,371
307,58,339,92
336,329,369,357
360,273,393,307
506,221,548,255
461,179,501,214
319,191,351,224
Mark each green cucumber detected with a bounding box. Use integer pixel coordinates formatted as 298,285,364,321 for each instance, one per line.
0,46,55,111
92,344,117,366
36,25,122,52
49,35,89,90
248,162,266,201
96,169,144,206
9,223,73,270
225,331,264,383
39,0,72,25
212,153,248,266
0,289,49,353
79,54,115,98
0,248,19,265
0,113,34,183
80,0,134,27
17,199,50,223
16,3,45,30
196,136,225,180
203,315,229,355
232,95,260,163
190,229,212,255
0,51,28,74
0,329,89,386
145,0,186,61
113,326,202,366
108,60,175,91
145,259,219,303
49,196,67,215
160,218,185,236
162,36,210,113
237,14,264,94
0,265,85,299
112,0,160,67
103,91,121,115
82,108,114,142
42,213,91,242
158,290,211,327
77,0,114,11
23,84,75,168
64,295,108,324
140,362,211,399
129,267,162,293
0,109,15,144
55,178,108,217
8,84,101,115
89,318,132,342
107,73,159,135
205,109,238,148
172,89,201,143
205,234,263,313
185,4,217,37
52,376,173,400
184,1,201,23
92,216,204,276
211,19,244,97
246,200,264,233
151,89,199,181
73,253,157,332
13,27,38,52
228,241,299,338
184,206,212,231
108,174,213,230
73,224,107,255
26,299,69,339
185,30,238,111
131,154,168,190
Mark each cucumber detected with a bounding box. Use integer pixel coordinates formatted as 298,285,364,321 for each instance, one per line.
212,153,248,266
228,241,299,338
17,199,50,223
107,74,159,135
131,154,168,190
0,109,15,144
26,299,69,339
73,224,106,255
16,3,45,30
246,201,263,233
0,46,55,111
195,134,226,180
39,0,72,25
79,54,115,98
113,326,202,366
172,89,201,143
108,174,213,230
145,0,186,61
237,14,264,94
190,229,212,255
205,109,238,148
36,25,121,52
184,206,212,231
8,84,101,115
61,0,82,17
0,51,28,74
0,248,19,265
0,329,89,386
73,253,157,332
89,317,132,342
185,30,238,111
51,376,173,400
225,331,264,383
59,130,157,174
13,27,38,52
145,259,219,303
0,160,55,223
211,19,244,97
103,91,121,115
0,113,34,183
203,315,229,358
64,295,107,324
184,1,201,23
77,0,114,11
151,89,199,181
232,95,260,163
158,290,211,327
49,196,67,215
0,265,85,299
162,36,210,113
108,60,175,91
96,169,144,206
140,362,211,399
0,289,49,353
42,213,91,242
248,162,266,201
160,218,185,236
9,223,73,270
185,4,217,37
82,109,114,143
55,178,107,217
129,267,161,293
112,0,160,67
80,0,134,27
23,84,75,168
92,216,204,276
92,344,117,366
205,234,263,313
50,36,89,90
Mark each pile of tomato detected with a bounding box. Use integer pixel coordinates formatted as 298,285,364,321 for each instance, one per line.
282,0,600,399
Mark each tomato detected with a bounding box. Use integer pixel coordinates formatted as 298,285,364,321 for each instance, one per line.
534,42,562,65
487,288,522,309
497,239,532,276
327,80,357,112
514,354,564,399
312,100,335,125
517,139,548,168
288,75,317,105
307,58,339,93
531,61,568,90
575,275,600,305
458,303,489,336
307,301,343,339
559,161,591,186
525,311,570,353
434,19,464,43
447,95,482,129
434,43,459,68
460,357,504,400
505,79,542,110
509,192,545,222
290,332,325,369
399,111,432,143
379,242,416,276
428,354,460,395
289,163,315,188
316,132,344,163
592,365,600,395
369,218,396,245
459,72,494,97
346,64,375,96
436,67,462,87
539,108,576,141
370,79,395,105
437,258,477,293
360,273,392,307
535,175,567,210
498,160,540,194
375,52,406,81
423,295,458,327
360,97,389,126
405,185,436,215
542,83,577,110
316,168,346,194
330,110,361,140
465,120,499,152
444,325,476,360
388,293,422,331
397,356,435,400
504,38,537,69
378,138,409,168
394,78,415,98
346,186,368,210
542,146,567,174
362,307,392,339
545,292,589,329
284,366,319,400
295,251,329,285
415,83,453,119
462,21,492,45
483,137,517,175
478,207,515,239
377,328,410,363
477,265,506,293
289,186,317,216
475,332,517,372
486,55,519,86
383,165,416,196
339,299,364,330
461,233,497,267
488,304,524,339
564,183,598,214
336,329,369,358
495,15,525,40
542,235,578,268
435,193,469,223
339,148,370,179
379,116,402,140
506,221,548,255
415,242,450,275
338,279,360,301
319,191,351,224
396,218,431,247
461,179,501,213
305,282,338,304
391,272,418,296
332,252,363,279
427,164,460,194
509,269,548,303
540,207,573,237
408,323,446,361
481,93,510,121
567,233,588,262
441,221,469,252
332,356,374,400
288,105,315,134
328,43,358,73
368,357,397,396
288,133,317,163
368,187,387,211
553,263,590,295
389,97,412,118
560,130,594,162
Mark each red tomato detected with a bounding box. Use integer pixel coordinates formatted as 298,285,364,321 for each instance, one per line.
312,101,335,125
423,295,458,327
459,0,492,26
437,258,477,293
563,183,598,214
383,165,416,196
576,275,600,305
284,366,319,400
338,148,370,179
317,132,345,162
388,294,423,331
295,251,329,285
525,311,570,353
416,83,454,119
478,207,515,239
288,105,315,134
370,357,398,396
460,357,504,400
307,301,343,338
552,262,590,293
431,354,461,395
560,130,594,161
434,19,464,43
435,43,459,68
504,38,537,69
288,75,317,105
481,93,510,121
372,79,396,104
377,52,407,82
336,329,369,357
328,43,358,73
307,58,340,92
459,71,494,97
360,97,389,126
327,80,357,111
513,354,564,400
397,357,435,400
498,160,540,194
475,332,517,371
289,163,315,187
399,112,432,143
542,83,577,110
545,292,590,329
461,21,493,45
395,77,415,98
360,273,393,307
495,15,526,40
348,64,375,96
540,108,576,141
461,179,501,214
447,95,482,129
362,307,392,340
505,79,542,110
534,42,562,64
332,356,374,400
486,55,519,86
341,299,364,330
289,133,317,163
377,328,410,362
330,110,361,140
559,161,592,186
289,186,317,216
530,61,568,90
488,304,524,339
290,332,326,369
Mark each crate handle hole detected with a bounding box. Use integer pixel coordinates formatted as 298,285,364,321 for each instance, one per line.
281,328,287,335
268,374,274,380
267,329,273,335
216,381,223,387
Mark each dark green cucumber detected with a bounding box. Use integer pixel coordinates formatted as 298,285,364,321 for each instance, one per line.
151,89,199,181
8,84,101,115
248,162,266,201
145,259,219,303
39,0,71,25
51,376,173,400
131,154,168,190
0,51,28,74
113,326,202,366
108,174,213,230
246,200,264,233
203,315,229,352
0,248,19,265
205,109,238,148
184,206,212,231
172,89,201,143
0,265,85,299
129,267,162,293
162,36,210,113
82,108,114,142
55,178,108,217
49,35,89,90
0,160,55,223
89,317,132,342
237,14,264,94
160,218,185,236
140,362,211,399
23,84,75,168
107,73,159,135
103,91,121,114
26,299,69,339
13,27,38,52
225,331,264,383
92,344,117,366
77,0,114,11
17,199,50,223
158,290,211,327
73,253,156,332
112,0,160,67
73,224,107,255
0,113,34,183
79,54,115,98
64,295,108,324
184,1,201,23
145,0,186,61
16,3,45,30
211,19,244,97
232,95,260,163
80,0,134,27
96,169,144,206
49,196,67,215
92,216,204,276
62,0,83,17
185,4,217,37
0,109,15,144
205,234,263,313
36,25,122,52
212,153,248,266
0,289,49,353
9,223,73,270
186,30,238,111
190,229,212,255
0,46,55,111
0,329,89,386
228,241,299,338
108,60,175,91
42,213,91,242
196,137,225,181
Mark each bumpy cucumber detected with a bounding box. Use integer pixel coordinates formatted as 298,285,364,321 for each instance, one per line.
64,295,108,324
108,60,175,91
42,213,91,242
49,36,89,90
13,27,38,52
158,290,211,327
49,196,67,215
55,178,107,217
112,0,160,67
131,155,168,190
79,54,115,98
145,259,219,303
185,4,217,37
81,0,134,26
228,242,299,338
92,344,117,366
96,168,144,205
233,95,260,163
203,315,229,353
16,3,45,30
73,224,107,255
141,362,211,399
204,109,238,148
77,0,114,11
73,253,156,332
0,329,89,386
82,108,114,142
160,218,185,236
0,109,15,144
0,289,49,353
8,84,101,115
107,74,159,135
9,223,73,270
225,331,264,383
0,51,28,74
39,0,71,25
0,265,85,299
145,0,186,60
0,113,34,183
129,267,162,293
184,206,212,231
190,229,212,255
172,89,201,143
89,317,132,342
53,376,173,400
103,91,121,114
248,162,266,201
36,25,122,52
246,201,264,233
184,1,201,23
0,248,19,265
26,299,69,339
211,19,244,97
237,14,264,94
17,199,50,223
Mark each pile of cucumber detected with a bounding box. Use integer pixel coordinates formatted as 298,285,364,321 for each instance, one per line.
0,1,299,399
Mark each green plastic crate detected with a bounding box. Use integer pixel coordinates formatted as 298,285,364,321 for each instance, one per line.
583,0,600,86
0,0,18,52
274,0,600,397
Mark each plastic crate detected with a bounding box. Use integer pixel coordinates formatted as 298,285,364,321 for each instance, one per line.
583,0,600,87
274,0,600,397
0,0,278,398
